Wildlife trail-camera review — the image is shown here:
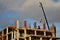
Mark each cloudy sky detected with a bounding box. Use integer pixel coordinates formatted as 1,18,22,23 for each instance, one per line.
0,0,60,36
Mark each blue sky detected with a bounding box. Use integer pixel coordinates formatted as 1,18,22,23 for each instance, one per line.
0,11,60,37
0,0,60,37
52,0,58,2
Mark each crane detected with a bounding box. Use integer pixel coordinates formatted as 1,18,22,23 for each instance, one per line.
39,2,50,30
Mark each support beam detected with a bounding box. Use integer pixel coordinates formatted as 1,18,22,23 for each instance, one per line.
11,32,13,40
2,31,4,40
17,30,19,40
6,27,8,40
25,38,26,40
40,37,42,40
35,30,36,35
24,29,26,37
50,38,52,40
52,33,55,37
44,32,46,36
14,30,17,39
29,37,31,40
16,20,19,28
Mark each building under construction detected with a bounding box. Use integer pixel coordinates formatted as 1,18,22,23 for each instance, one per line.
0,2,60,40
0,19,60,40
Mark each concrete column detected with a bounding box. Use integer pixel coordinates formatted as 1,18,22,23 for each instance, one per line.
52,33,55,37
24,29,26,37
16,20,19,40
6,27,8,40
44,32,46,36
35,30,36,35
29,37,31,40
16,20,19,28
17,30,19,40
14,31,15,39
24,38,26,40
24,19,27,28
14,30,17,39
11,32,13,40
2,31,4,40
25,38,26,40
7,27,8,34
34,21,37,28
50,38,52,40
40,37,42,40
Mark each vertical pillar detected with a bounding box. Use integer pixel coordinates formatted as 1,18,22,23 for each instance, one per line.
43,22,46,30
14,31,15,39
24,19,27,28
17,30,19,40
50,38,52,40
11,32,13,40
34,21,37,28
25,38,26,40
2,31,4,40
24,29,26,37
6,27,8,40
44,32,46,36
29,37,31,40
40,37,42,40
35,30,36,35
16,20,19,28
52,33,55,37
16,20,19,40
14,30,16,39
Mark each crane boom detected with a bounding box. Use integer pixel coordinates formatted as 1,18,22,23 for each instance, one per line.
39,2,50,30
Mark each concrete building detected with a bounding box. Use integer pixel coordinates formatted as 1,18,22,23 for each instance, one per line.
0,20,60,40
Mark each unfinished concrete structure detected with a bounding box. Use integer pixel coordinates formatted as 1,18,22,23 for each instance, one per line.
0,20,60,40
